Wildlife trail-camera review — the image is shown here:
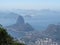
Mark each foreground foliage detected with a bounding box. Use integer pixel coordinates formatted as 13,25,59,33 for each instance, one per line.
0,24,25,45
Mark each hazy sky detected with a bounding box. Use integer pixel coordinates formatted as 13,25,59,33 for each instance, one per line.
0,0,60,10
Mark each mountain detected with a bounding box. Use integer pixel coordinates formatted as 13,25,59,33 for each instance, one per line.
42,24,60,43
16,16,24,24
0,11,18,18
6,15,34,32
0,12,18,26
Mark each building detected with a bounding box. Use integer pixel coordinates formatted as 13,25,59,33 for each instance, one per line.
35,38,58,45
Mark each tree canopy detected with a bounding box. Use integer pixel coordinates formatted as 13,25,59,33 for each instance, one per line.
0,24,25,45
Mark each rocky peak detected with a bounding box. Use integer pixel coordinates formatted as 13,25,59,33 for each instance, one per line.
16,16,24,25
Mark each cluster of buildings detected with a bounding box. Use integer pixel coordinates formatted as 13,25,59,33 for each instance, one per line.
18,38,59,45
35,38,58,45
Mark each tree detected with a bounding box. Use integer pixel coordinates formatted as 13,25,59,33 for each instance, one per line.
0,24,25,45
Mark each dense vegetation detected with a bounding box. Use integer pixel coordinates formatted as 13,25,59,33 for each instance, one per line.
0,24,25,45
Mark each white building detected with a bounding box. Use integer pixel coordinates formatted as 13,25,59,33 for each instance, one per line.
35,38,58,45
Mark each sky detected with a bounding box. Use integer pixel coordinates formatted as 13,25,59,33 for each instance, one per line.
0,0,60,10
